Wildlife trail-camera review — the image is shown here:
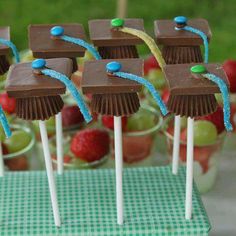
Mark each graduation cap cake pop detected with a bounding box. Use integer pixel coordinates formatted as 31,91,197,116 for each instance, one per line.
28,23,101,73
82,59,167,225
5,58,91,227
0,26,20,74
88,18,145,59
154,16,211,64
163,62,232,220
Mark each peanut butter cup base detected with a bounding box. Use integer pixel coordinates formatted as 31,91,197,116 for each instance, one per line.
98,45,139,59
91,92,140,116
0,55,10,75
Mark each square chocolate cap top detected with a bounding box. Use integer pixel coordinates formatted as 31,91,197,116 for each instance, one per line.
0,26,10,55
6,58,73,98
163,63,229,95
82,59,143,94
154,18,212,46
29,24,86,58
89,19,145,47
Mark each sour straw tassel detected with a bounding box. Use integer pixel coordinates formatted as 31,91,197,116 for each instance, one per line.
118,27,166,69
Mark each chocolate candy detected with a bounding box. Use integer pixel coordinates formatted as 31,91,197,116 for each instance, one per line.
28,24,86,72
154,18,212,64
6,58,73,120
82,59,143,116
89,19,144,59
0,26,10,75
163,63,229,117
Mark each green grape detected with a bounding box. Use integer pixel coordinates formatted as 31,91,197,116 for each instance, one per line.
4,130,32,153
194,121,218,146
146,69,166,89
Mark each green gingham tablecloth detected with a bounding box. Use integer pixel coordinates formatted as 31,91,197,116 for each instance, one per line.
0,166,211,236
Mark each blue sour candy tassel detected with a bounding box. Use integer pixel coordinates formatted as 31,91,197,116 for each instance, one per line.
203,73,233,131
0,38,20,63
112,71,168,116
0,106,11,138
41,69,92,123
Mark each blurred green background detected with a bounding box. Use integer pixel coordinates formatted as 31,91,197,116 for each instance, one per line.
0,0,235,62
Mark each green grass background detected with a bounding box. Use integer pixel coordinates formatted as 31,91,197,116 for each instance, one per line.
0,0,235,62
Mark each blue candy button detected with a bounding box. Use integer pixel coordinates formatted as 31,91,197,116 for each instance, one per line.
50,26,64,36
174,16,187,25
32,59,46,69
106,61,122,73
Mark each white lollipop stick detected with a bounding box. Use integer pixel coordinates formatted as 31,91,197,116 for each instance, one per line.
56,112,63,175
0,142,4,177
39,120,61,227
117,0,127,18
172,115,181,175
185,117,194,220
114,116,123,225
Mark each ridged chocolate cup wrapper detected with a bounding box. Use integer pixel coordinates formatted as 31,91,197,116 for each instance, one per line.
16,95,64,120
0,55,10,75
91,92,140,116
167,94,217,118
162,46,203,64
98,45,139,59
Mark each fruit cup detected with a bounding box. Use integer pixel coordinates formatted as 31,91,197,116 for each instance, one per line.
3,124,35,171
105,105,163,167
48,128,109,170
164,117,226,193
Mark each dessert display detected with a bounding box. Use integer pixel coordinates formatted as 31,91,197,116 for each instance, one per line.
163,62,231,219
89,18,145,58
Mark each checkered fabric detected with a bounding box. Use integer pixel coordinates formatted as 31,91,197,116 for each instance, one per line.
0,166,210,235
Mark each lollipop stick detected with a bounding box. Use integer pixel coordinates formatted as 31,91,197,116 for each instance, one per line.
172,115,181,175
56,112,63,175
39,120,61,227
185,117,194,220
117,0,127,18
0,142,4,177
114,116,123,225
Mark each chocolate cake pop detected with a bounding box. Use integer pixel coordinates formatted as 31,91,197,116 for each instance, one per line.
154,16,211,64
82,59,167,225
5,58,91,227
163,63,231,220
88,18,145,59
154,16,212,177
29,24,98,175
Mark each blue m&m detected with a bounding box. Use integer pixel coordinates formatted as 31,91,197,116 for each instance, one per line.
50,26,64,37
32,59,46,69
174,16,187,25
106,61,122,73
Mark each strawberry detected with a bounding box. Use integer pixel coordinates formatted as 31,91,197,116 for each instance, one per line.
144,55,160,75
62,105,84,128
0,93,16,114
161,89,170,104
101,116,127,131
199,106,224,134
51,154,72,163
230,103,236,131
223,60,236,93
70,129,110,162
2,143,9,155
